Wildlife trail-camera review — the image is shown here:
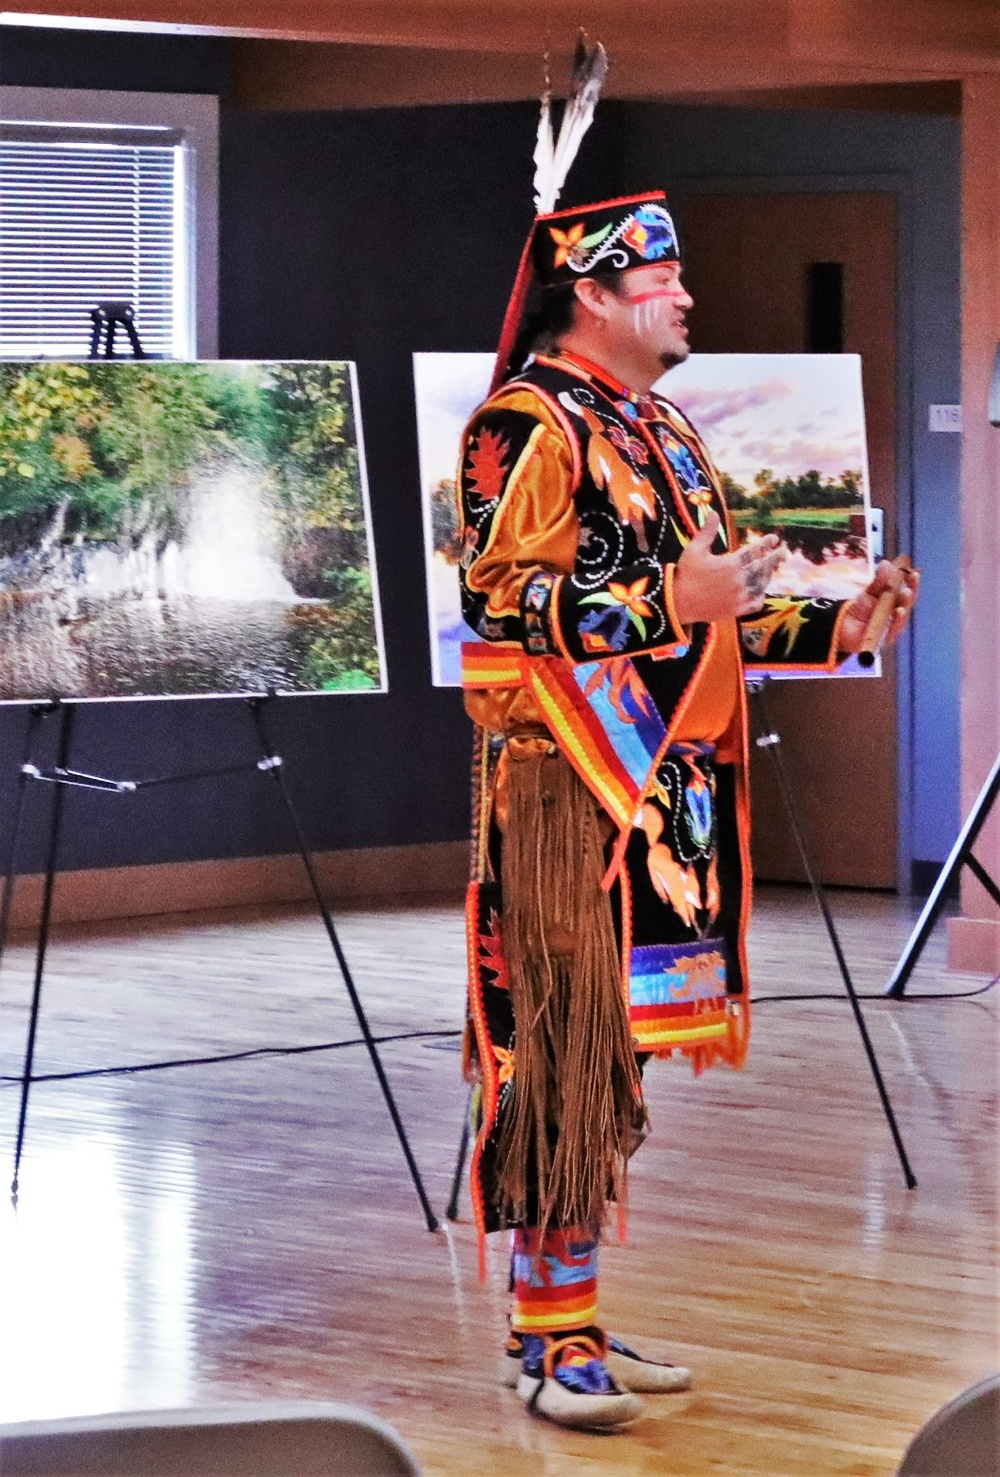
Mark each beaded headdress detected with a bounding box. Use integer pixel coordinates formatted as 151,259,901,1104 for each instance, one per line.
490,38,680,390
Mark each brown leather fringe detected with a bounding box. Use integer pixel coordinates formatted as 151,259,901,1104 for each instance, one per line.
496,738,644,1237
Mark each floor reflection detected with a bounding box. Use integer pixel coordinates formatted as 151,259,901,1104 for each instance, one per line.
0,1118,195,1422
0,891,994,1476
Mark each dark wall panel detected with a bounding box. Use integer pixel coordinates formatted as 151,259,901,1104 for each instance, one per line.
0,79,625,872
0,24,230,92
0,35,959,879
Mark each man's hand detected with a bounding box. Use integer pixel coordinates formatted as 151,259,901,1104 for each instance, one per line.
838,558,920,654
672,513,783,626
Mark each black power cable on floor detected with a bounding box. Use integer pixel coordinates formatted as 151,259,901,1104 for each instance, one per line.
0,1028,464,1087
754,971,999,1004
0,972,996,1089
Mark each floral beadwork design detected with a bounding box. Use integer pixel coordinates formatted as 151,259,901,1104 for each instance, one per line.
621,203,679,261
639,744,720,932
492,1043,515,1086
522,570,559,656
578,575,655,653
466,426,510,506
740,596,812,657
660,435,700,488
549,220,614,271
654,425,724,536
686,486,714,515
581,655,658,725
605,420,649,465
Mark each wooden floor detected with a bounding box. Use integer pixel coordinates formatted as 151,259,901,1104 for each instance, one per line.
0,886,996,1475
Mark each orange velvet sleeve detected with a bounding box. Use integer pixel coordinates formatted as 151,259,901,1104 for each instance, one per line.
462,388,580,622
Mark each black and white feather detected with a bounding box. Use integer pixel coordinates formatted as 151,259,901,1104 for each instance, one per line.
532,33,608,216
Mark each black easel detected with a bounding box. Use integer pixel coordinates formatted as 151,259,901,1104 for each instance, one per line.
88,301,146,359
748,676,916,1188
0,695,439,1230
5,702,76,1200
445,1106,471,1222
885,752,1000,999
0,702,52,965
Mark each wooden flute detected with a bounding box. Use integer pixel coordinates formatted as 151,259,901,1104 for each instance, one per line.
857,554,915,668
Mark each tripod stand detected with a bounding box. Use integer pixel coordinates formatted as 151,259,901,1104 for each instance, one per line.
747,676,916,1187
885,752,1000,998
0,695,439,1230
88,301,146,359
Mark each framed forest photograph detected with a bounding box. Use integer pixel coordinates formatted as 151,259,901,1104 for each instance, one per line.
0,360,386,701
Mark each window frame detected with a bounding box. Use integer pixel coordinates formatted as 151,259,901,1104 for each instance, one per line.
0,85,218,357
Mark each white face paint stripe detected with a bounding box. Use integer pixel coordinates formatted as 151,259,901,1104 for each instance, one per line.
631,296,672,337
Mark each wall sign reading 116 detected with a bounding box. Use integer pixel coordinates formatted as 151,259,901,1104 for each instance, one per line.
928,404,962,432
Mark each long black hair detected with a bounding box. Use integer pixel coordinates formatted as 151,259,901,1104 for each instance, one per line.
504,269,625,382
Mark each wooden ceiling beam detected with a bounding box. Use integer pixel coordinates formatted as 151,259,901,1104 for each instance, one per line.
2,0,997,68
229,39,979,112
0,0,790,53
2,0,996,110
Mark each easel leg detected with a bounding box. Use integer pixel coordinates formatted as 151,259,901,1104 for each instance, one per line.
246,698,440,1232
0,703,49,979
12,703,75,1199
752,683,917,1189
885,753,1000,998
446,1092,472,1221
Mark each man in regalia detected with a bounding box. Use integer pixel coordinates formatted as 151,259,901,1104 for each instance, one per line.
458,188,917,1431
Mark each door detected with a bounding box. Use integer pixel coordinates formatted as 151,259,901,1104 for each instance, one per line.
681,191,898,887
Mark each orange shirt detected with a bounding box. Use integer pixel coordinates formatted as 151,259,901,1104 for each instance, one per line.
673,616,743,761
462,379,743,757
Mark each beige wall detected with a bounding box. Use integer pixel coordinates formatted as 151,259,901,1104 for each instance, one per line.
948,76,1000,974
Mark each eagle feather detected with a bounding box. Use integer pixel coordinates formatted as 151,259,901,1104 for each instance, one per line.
533,32,608,216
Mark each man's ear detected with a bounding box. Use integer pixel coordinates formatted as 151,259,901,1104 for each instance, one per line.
573,277,612,327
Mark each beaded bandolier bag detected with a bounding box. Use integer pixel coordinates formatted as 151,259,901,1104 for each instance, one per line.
458,46,849,1258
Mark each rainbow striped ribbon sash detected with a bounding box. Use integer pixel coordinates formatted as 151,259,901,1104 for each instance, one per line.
630,937,727,1041
462,642,667,833
464,642,749,1071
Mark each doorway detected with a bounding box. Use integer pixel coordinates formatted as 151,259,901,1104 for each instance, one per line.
681,191,899,887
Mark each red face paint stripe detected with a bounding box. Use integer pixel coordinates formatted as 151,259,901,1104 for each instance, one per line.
627,289,685,304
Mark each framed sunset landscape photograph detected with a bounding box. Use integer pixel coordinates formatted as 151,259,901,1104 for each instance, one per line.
656,353,878,676
416,352,878,685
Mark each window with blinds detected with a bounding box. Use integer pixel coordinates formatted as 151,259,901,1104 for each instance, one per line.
0,124,189,359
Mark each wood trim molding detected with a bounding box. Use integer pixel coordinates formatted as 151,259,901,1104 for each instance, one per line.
4,841,468,930
680,81,962,114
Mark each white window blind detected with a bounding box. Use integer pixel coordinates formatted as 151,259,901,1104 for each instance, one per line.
0,124,189,358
